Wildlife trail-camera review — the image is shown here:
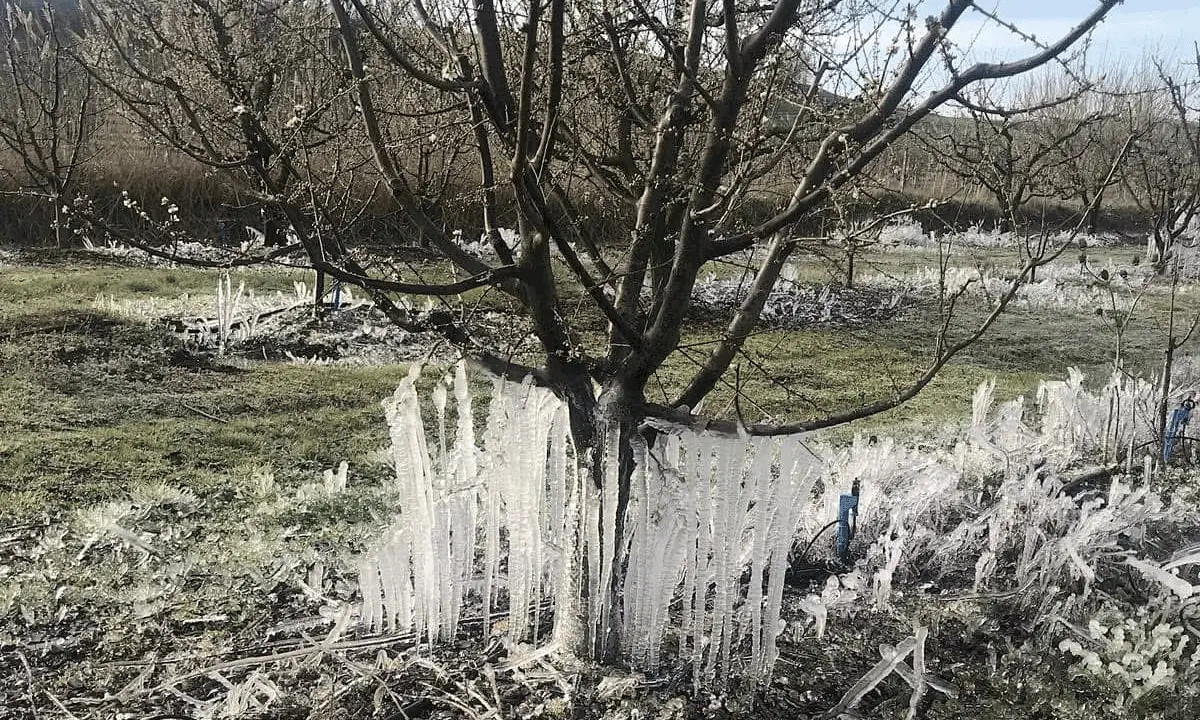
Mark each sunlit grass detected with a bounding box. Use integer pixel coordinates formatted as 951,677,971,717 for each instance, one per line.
4,247,1200,519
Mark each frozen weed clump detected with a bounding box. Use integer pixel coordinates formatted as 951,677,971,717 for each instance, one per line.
813,371,1200,710
215,272,244,353
836,372,1166,603
875,221,928,247
862,262,1170,313
1059,606,1198,707
691,275,904,328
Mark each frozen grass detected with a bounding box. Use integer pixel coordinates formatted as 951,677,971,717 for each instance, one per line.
5,242,1198,514
0,312,405,521
0,263,310,321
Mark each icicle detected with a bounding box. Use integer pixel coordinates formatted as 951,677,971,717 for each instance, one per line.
744,438,774,681
358,364,822,686
596,419,622,651
550,426,583,652
455,366,478,635
690,434,716,690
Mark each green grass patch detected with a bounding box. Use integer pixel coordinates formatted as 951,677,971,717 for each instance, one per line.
0,264,312,320
0,303,409,522
4,250,1200,522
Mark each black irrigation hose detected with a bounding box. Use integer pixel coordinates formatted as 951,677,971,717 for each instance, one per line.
795,519,840,565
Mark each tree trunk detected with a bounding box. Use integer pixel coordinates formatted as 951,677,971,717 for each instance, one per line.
1158,270,1181,461
1084,197,1102,235
314,269,326,318
590,386,638,662
546,368,641,663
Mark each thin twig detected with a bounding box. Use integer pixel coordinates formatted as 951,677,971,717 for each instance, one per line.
142,633,417,698
179,402,229,424
16,650,39,717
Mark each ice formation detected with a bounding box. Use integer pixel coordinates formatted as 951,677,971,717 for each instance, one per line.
616,429,821,685
358,364,820,687
358,361,1192,687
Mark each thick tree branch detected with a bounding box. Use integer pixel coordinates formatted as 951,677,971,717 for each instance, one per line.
346,0,474,92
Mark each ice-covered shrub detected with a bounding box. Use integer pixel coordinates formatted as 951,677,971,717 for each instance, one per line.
1037,368,1162,464
359,362,492,642
784,399,1195,711
954,225,1120,250
458,227,522,260
800,369,1200,647
876,221,928,247
861,263,1166,313
690,276,904,328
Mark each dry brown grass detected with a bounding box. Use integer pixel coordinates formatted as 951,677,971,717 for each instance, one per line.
0,111,1152,248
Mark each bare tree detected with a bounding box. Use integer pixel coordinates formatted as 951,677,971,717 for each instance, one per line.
79,0,1121,660
0,0,99,245
1119,54,1200,272
1043,69,1138,235
918,75,1107,234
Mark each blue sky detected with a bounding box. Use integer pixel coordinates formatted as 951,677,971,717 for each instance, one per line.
955,1,1200,68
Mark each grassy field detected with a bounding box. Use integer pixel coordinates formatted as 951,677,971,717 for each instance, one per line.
2,241,1199,718
3,243,1195,520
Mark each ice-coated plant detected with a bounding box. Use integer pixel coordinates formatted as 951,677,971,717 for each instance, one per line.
690,275,903,328
875,221,929,248
1037,368,1162,464
215,272,244,354
622,426,821,685
860,262,1172,314
798,368,1196,647
359,363,1200,690
459,227,523,261
1059,603,1200,707
359,362,488,642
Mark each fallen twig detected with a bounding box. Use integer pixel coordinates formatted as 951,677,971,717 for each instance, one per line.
5,316,120,339
1058,464,1120,496
180,402,229,424
6,323,74,338
132,632,419,702
817,636,917,720
940,577,1036,603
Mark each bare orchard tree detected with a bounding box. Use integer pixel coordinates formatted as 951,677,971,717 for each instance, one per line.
0,0,99,245
83,0,1120,660
75,0,491,310
1043,69,1139,235
1119,54,1200,272
918,74,1108,235
328,0,1119,422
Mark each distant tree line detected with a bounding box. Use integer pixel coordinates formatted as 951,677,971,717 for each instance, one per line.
2,0,1193,254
